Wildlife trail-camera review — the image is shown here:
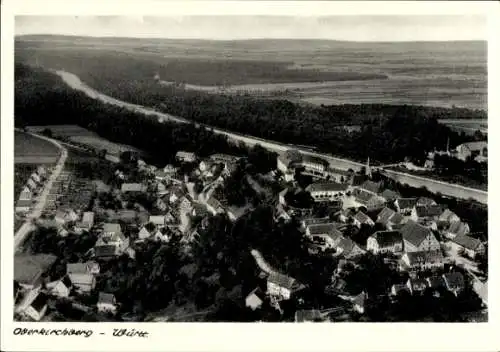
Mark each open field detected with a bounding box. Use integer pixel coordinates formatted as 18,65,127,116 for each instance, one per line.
15,131,60,164
437,119,487,135
14,164,37,199
15,36,487,110
26,125,143,156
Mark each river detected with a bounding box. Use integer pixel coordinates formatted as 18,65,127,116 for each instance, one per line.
54,70,487,204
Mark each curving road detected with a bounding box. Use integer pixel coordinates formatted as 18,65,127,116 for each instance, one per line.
14,129,68,250
54,70,487,204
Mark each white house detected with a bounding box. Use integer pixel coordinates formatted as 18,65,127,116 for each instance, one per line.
19,186,33,201
149,215,166,228
306,182,348,202
400,220,440,253
352,211,375,228
442,272,466,296
138,226,152,240
121,183,146,193
19,292,49,321
15,199,31,213
97,292,118,315
445,221,470,239
245,287,265,311
410,205,443,223
455,141,487,161
366,231,403,254
30,172,41,184
399,250,444,271
449,234,485,259
175,151,197,163
438,209,460,225
267,273,301,301
336,238,366,259
394,198,418,215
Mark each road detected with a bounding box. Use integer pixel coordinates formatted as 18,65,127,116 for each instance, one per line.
14,130,68,250
54,70,487,204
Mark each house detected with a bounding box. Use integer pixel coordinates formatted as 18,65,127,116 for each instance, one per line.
169,187,185,204
390,284,410,296
380,189,401,203
306,182,348,202
206,197,224,216
426,276,446,290
138,226,153,240
149,215,166,229
178,196,194,213
377,208,406,230
455,141,487,161
399,250,444,271
245,287,265,311
157,182,167,194
120,183,146,193
416,197,437,207
301,217,333,230
400,220,440,253
406,278,428,295
30,172,41,184
438,209,460,225
209,153,241,164
354,190,386,211
175,151,197,163
21,292,49,321
267,273,301,301
445,221,470,239
442,272,466,296
278,188,289,205
336,238,366,259
55,209,79,224
227,205,250,222
191,203,209,218
154,197,168,212
277,150,303,178
295,309,323,322
411,205,443,222
352,211,375,228
95,224,129,259
66,262,98,293
449,235,485,259
366,231,403,254
153,229,170,243
358,180,384,195
394,198,418,215
19,186,32,201
15,199,31,213
306,224,344,249
15,254,58,290
101,223,122,237
26,178,37,190
45,276,72,298
274,203,292,223
352,291,367,314
37,165,47,177
97,292,118,315
75,211,94,232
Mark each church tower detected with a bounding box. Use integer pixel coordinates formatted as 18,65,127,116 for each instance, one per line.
365,157,372,179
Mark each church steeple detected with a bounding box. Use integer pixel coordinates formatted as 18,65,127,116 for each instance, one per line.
365,157,372,179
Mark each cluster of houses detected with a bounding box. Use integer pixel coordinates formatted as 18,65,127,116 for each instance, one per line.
425,140,488,168
15,165,48,214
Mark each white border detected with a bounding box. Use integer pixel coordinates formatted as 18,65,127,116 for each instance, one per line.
2,1,499,352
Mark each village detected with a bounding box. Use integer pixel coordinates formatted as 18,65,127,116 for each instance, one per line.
14,144,488,322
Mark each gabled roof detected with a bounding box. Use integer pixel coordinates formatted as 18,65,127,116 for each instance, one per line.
307,223,339,236
353,211,372,224
337,237,364,257
302,217,333,227
354,189,375,204
94,245,120,258
103,223,122,234
448,221,469,236
415,205,443,218
426,276,445,289
30,292,49,311
377,207,396,224
121,183,145,192
370,231,403,247
395,197,417,210
14,254,58,285
360,180,383,194
442,272,465,290
389,212,405,225
149,215,166,225
98,292,116,305
278,149,303,168
295,309,322,322
306,182,348,193
380,189,401,201
404,250,444,266
67,262,93,275
209,153,241,163
267,273,297,290
417,197,437,206
439,209,459,223
401,220,433,247
451,234,483,251
458,141,487,152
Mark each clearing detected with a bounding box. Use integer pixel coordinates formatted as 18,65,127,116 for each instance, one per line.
15,131,60,164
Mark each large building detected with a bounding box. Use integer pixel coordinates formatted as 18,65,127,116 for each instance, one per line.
306,182,348,202
455,141,487,161
277,150,329,181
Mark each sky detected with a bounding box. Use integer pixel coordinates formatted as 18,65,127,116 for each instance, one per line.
15,15,487,42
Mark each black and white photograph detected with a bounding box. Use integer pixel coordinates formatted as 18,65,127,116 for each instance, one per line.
2,1,499,351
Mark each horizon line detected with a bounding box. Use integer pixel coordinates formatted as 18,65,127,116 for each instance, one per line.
15,33,488,44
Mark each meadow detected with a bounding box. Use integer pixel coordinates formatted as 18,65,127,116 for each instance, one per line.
15,36,487,110
15,131,60,164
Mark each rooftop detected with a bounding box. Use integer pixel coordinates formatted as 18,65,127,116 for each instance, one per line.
268,272,297,290
14,254,57,286
371,231,403,247
451,234,483,251
395,197,418,209
306,182,348,193
415,205,443,218
377,207,396,224
98,292,116,305
401,220,433,247
360,180,383,194
404,250,444,266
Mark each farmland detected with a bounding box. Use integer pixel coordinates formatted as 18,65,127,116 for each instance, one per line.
15,36,486,110
26,125,143,157
15,131,60,164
